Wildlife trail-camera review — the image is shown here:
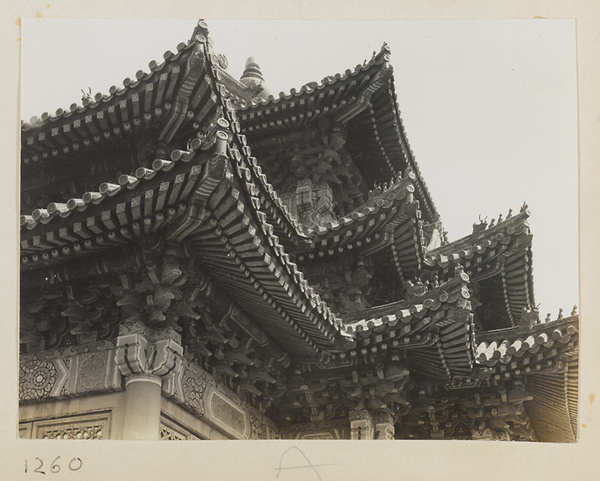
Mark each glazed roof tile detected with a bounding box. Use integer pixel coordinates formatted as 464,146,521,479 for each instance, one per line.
424,208,531,269
294,171,425,261
20,31,246,170
473,315,578,379
237,44,392,115
385,70,439,225
343,268,473,365
20,135,212,236
228,142,310,245
423,207,535,328
168,40,355,358
19,33,356,358
345,269,467,326
237,43,440,224
525,355,578,442
186,172,354,358
22,40,195,154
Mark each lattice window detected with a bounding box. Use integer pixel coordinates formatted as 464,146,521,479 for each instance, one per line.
159,414,202,440
160,425,187,440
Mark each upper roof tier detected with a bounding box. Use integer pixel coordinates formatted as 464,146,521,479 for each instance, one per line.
235,44,440,224
427,207,535,331
18,20,539,362
21,27,441,229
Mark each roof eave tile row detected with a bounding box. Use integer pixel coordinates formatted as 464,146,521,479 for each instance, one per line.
86,28,349,357
20,131,217,231
343,269,471,342
22,38,201,151
187,35,358,348
228,143,310,242
294,173,422,260
334,269,476,380
187,172,354,357
423,209,535,326
425,209,530,267
234,44,441,226
196,39,331,248
22,31,216,133
474,315,578,378
236,43,392,116
199,54,314,246
385,72,440,223
21,32,237,238
19,136,225,269
21,35,234,172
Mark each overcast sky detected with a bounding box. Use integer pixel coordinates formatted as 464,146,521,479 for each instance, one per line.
20,18,578,321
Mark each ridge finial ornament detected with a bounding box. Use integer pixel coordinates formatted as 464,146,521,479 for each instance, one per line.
80,87,92,102
472,215,488,233
193,19,210,39
520,305,539,326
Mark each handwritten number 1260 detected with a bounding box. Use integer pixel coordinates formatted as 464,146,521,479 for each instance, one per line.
25,457,83,474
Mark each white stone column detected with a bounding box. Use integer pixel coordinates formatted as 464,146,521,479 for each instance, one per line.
115,333,183,440
122,374,163,439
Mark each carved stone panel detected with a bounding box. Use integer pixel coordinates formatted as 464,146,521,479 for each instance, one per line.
206,389,248,439
162,359,209,418
160,424,188,440
19,358,68,402
20,347,123,403
66,349,122,396
21,411,112,439
162,357,276,439
249,411,278,440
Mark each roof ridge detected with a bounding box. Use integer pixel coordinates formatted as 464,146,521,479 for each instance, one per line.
425,206,531,261
20,133,212,232
345,266,470,326
237,42,392,112
22,35,201,132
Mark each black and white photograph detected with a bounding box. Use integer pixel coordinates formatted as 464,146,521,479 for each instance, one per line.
18,17,578,442
3,2,599,479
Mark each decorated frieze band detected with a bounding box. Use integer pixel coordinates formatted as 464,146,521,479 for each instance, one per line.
278,418,350,440
20,343,122,403
161,354,277,439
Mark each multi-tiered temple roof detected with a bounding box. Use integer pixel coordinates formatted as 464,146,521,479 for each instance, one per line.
19,20,578,442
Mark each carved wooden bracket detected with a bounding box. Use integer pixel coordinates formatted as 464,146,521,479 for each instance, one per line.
349,409,374,440
62,285,119,345
373,412,395,439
